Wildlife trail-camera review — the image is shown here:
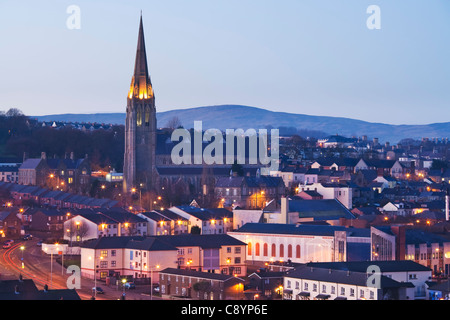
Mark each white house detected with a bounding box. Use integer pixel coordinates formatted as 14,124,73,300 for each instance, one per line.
269,167,307,188
380,201,408,216
137,210,189,236
63,211,148,242
166,206,233,235
299,182,353,210
373,176,397,190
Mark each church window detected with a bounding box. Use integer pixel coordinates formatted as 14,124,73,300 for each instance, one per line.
136,107,142,126
145,107,150,126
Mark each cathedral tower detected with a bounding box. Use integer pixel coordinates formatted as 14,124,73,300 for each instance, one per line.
123,15,157,193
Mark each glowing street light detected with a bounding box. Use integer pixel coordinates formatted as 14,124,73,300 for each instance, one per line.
20,245,25,268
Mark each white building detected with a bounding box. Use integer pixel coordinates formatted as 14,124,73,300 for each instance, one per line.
232,208,263,230
299,182,353,209
167,206,233,235
228,223,370,264
63,210,148,242
137,210,189,235
283,260,431,300
269,167,307,188
80,236,178,282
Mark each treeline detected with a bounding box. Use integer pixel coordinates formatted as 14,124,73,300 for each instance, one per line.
0,108,125,171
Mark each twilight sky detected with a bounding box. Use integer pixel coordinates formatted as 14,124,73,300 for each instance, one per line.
0,0,449,125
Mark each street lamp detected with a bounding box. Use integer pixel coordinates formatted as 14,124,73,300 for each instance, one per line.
20,245,25,269
121,278,127,299
150,264,160,300
94,255,104,299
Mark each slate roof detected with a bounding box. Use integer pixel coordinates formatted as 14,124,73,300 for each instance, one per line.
32,209,65,217
156,234,246,249
19,159,43,170
280,166,308,173
76,213,117,225
0,166,19,172
234,223,369,238
175,206,233,220
99,210,147,224
81,236,178,251
427,280,450,293
40,190,63,198
249,271,286,278
286,199,356,220
404,229,449,246
0,211,13,221
285,264,412,288
160,267,244,281
140,211,171,222
215,175,284,188
155,209,187,221
306,260,431,273
364,159,397,169
0,279,81,300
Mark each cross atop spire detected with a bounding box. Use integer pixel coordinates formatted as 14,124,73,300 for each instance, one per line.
128,14,153,100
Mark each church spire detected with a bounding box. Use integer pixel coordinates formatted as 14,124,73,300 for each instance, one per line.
128,14,153,100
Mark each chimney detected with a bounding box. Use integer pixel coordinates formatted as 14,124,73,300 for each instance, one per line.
281,197,289,224
23,152,28,162
70,152,74,160
41,152,46,160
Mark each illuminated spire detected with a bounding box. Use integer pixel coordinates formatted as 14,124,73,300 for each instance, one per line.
128,14,153,100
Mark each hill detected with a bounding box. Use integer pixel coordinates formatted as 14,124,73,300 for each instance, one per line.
33,105,450,144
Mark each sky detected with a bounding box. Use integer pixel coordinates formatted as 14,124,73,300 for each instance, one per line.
0,0,449,125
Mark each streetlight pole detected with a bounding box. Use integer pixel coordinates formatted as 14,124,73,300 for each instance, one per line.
121,278,127,300
20,245,25,270
150,265,160,300
50,251,53,288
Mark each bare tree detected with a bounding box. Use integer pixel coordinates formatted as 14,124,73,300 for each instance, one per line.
165,116,182,129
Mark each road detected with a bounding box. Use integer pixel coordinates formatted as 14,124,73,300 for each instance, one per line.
0,239,162,300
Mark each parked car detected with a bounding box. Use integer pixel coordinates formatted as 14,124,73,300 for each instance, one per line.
23,234,32,240
92,287,104,294
124,282,136,289
36,240,43,246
